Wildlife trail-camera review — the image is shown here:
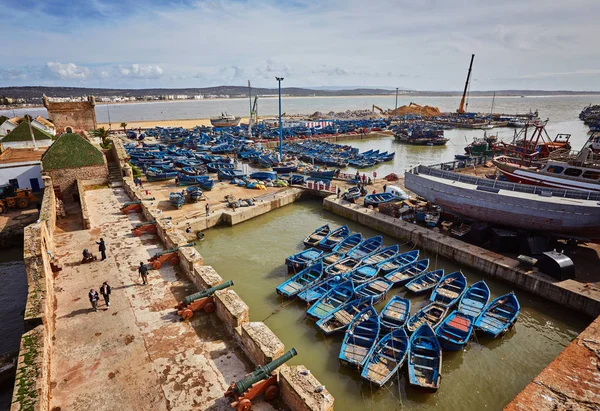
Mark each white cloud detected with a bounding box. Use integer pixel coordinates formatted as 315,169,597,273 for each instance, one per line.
45,62,90,80
117,64,164,79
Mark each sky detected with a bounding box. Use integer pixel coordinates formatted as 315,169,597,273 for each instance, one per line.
1,0,599,91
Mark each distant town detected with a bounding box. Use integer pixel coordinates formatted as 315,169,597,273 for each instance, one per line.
1,86,600,109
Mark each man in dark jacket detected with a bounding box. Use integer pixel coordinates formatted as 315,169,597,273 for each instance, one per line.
100,282,111,307
139,262,149,285
89,289,99,311
96,238,106,261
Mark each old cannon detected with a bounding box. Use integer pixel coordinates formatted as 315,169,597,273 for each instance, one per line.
148,242,195,270
120,197,155,214
225,348,297,411
175,280,234,320
132,220,157,236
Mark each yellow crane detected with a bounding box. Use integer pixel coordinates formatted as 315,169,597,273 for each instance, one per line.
457,54,475,114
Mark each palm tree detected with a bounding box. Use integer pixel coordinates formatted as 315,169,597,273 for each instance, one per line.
92,127,110,146
120,122,127,134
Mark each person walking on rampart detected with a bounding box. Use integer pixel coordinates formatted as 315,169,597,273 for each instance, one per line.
139,262,149,285
100,282,111,308
89,289,99,312
96,238,107,261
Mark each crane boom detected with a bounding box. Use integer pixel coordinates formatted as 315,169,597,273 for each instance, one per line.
457,54,475,114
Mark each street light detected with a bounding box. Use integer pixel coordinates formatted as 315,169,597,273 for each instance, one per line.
276,77,284,161
395,87,399,114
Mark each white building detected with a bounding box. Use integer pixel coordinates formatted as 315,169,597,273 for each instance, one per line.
0,117,20,136
0,121,54,150
0,147,45,192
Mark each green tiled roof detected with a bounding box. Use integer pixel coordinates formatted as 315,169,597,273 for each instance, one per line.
42,133,105,170
2,120,53,142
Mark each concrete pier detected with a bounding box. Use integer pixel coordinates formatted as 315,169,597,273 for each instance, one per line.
324,197,600,317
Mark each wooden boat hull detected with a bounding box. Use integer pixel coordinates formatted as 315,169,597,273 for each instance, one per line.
306,280,355,320
405,269,444,294
458,280,491,318
474,292,520,338
408,324,442,391
276,262,323,298
384,259,430,285
361,329,409,387
303,224,330,247
435,311,474,351
339,306,380,368
285,249,324,272
316,296,374,335
406,303,448,333
379,296,411,330
430,272,467,307
355,278,393,304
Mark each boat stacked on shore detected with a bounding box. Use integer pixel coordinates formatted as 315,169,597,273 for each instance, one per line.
275,224,521,391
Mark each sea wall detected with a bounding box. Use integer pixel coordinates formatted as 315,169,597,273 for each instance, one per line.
324,197,600,317
121,178,333,410
504,315,600,410
11,178,58,411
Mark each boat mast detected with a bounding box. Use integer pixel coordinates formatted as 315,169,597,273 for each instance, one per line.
457,54,475,114
248,80,252,137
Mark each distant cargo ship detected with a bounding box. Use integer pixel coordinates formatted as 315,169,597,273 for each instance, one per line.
210,113,241,128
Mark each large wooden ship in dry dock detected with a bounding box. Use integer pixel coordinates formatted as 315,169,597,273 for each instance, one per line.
404,163,600,242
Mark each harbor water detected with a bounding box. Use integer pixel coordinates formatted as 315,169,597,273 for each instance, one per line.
196,199,587,411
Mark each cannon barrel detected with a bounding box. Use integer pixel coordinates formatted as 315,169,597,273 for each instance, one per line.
233,348,297,395
133,220,156,228
154,242,196,257
184,280,234,305
122,200,141,207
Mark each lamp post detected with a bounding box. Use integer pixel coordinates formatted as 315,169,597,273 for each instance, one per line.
276,77,284,161
395,87,399,114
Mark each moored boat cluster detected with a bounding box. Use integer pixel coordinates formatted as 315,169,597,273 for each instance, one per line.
276,224,521,391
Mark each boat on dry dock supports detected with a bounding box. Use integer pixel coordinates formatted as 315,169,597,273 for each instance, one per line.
404,163,600,241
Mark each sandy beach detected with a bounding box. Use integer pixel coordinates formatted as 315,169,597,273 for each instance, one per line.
98,117,255,130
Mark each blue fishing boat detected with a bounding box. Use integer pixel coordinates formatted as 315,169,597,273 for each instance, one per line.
206,162,234,173
354,278,393,304
379,296,411,330
272,163,298,173
185,186,203,202
430,272,467,307
322,233,362,266
297,274,345,303
285,249,324,272
474,292,520,338
405,269,444,294
458,280,491,319
177,173,211,185
309,169,339,180
218,169,245,180
406,303,448,333
316,296,374,335
303,224,330,247
361,244,400,266
306,280,355,320
339,306,380,368
408,324,442,392
197,179,215,191
147,170,178,181
325,255,363,277
345,236,383,261
347,264,379,284
435,310,474,351
361,329,409,387
276,262,323,298
376,250,419,274
342,186,361,202
385,259,430,285
364,192,396,207
318,225,350,251
250,171,277,180
168,192,185,208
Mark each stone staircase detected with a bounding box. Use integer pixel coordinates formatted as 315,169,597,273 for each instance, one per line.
108,162,123,187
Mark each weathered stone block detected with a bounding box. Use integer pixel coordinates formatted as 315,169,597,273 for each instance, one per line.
279,364,334,411
240,322,284,366
214,289,249,331
194,265,222,289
